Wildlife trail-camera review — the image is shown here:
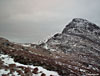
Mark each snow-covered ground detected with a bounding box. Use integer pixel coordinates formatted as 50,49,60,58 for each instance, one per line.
0,54,59,76
21,44,31,47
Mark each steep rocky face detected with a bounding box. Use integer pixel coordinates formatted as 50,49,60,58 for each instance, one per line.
42,18,100,66
62,18,100,35
62,18,100,44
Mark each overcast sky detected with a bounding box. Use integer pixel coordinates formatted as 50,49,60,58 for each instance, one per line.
0,0,100,43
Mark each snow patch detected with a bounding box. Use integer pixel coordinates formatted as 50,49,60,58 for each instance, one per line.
0,69,10,75
22,44,31,47
0,54,60,76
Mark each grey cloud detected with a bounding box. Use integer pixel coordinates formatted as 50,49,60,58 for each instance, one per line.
0,0,100,43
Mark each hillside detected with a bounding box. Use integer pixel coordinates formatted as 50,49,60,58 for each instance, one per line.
0,18,100,76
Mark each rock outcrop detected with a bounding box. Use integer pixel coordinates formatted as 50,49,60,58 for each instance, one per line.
42,18,100,68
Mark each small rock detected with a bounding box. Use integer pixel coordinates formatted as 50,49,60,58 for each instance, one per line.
2,74,8,76
24,67,31,73
9,64,16,68
41,73,46,76
32,67,38,74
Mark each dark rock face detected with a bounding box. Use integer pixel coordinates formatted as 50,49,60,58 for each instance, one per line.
43,18,100,66
62,18,100,34
40,18,100,75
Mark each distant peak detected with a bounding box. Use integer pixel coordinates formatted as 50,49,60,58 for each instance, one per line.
62,18,100,34
72,18,88,23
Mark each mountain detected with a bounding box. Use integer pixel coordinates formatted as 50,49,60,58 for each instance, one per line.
43,18,100,55
0,18,100,76
41,18,100,75
44,18,100,52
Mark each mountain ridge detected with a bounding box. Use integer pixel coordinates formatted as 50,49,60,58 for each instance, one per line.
0,18,100,76
43,18,100,51
41,18,100,67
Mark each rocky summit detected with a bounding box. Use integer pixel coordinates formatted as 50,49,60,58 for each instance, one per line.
44,18,100,53
41,18,100,75
0,18,100,76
